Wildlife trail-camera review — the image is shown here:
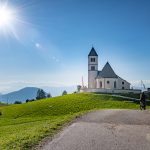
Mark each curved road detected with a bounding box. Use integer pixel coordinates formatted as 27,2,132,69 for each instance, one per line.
38,110,150,150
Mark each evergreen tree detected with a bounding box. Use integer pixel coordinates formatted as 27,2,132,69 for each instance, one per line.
47,93,52,98
36,89,46,100
40,89,46,99
62,90,67,96
36,89,41,100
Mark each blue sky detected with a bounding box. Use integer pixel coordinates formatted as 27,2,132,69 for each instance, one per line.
0,0,150,93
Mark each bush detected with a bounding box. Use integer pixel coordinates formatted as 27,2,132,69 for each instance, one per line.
26,99,35,103
0,111,2,116
26,99,29,103
47,93,52,98
62,90,67,96
14,101,22,104
77,85,82,92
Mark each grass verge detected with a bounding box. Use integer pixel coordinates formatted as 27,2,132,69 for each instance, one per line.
0,93,149,149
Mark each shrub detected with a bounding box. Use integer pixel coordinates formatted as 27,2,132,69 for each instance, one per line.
26,99,35,103
14,101,22,104
47,93,52,98
77,85,82,92
26,99,29,103
62,90,67,96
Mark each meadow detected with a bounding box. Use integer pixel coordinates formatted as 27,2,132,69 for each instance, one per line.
0,93,148,150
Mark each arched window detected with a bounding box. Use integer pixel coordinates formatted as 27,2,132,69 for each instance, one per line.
114,81,116,89
100,81,102,88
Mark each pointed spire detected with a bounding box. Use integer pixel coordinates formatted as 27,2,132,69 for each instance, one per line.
88,47,98,56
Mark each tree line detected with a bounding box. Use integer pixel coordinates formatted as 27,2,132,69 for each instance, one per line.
14,89,68,104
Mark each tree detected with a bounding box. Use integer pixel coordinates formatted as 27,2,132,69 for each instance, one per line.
62,90,67,96
14,101,22,104
77,85,82,92
36,89,46,100
36,89,41,100
40,89,46,99
26,99,29,103
47,93,52,98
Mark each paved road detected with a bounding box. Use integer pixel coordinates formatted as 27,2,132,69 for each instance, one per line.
39,110,150,150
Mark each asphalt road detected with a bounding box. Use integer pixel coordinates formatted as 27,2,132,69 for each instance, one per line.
38,110,150,150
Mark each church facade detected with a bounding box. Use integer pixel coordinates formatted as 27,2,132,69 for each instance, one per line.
88,47,130,90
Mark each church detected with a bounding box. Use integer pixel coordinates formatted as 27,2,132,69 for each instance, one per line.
88,47,130,90
81,47,141,94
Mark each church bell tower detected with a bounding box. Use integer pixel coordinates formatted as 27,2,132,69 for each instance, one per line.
88,47,98,88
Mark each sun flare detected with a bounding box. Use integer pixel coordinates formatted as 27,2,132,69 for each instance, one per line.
0,2,27,40
0,6,14,27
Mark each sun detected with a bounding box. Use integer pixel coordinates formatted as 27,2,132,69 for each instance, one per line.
0,2,25,40
0,6,14,27
0,2,31,40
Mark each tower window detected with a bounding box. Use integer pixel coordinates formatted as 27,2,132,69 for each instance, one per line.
91,58,95,62
91,66,95,70
107,81,110,84
122,81,124,85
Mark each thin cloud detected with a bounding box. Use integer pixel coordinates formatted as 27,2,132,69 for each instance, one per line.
0,80,76,94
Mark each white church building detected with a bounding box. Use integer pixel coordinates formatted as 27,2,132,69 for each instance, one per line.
81,47,141,94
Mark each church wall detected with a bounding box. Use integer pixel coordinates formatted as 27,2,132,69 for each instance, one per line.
117,77,130,90
88,71,97,88
96,78,118,89
96,78,130,90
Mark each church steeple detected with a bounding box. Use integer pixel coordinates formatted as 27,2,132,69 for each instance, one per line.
88,47,98,56
88,47,98,88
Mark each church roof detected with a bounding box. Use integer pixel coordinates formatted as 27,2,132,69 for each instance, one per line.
88,47,98,56
97,62,118,78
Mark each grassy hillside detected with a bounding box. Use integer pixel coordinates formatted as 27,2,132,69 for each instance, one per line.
0,93,148,150
0,102,7,107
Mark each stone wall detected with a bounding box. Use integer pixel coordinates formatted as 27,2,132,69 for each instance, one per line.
80,88,141,94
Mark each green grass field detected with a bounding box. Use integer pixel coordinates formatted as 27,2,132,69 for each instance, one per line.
0,102,7,107
0,93,149,150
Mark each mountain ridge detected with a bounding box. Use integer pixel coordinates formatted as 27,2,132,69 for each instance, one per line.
0,86,76,104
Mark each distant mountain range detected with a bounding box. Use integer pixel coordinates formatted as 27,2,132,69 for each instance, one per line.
0,87,39,104
0,86,76,104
